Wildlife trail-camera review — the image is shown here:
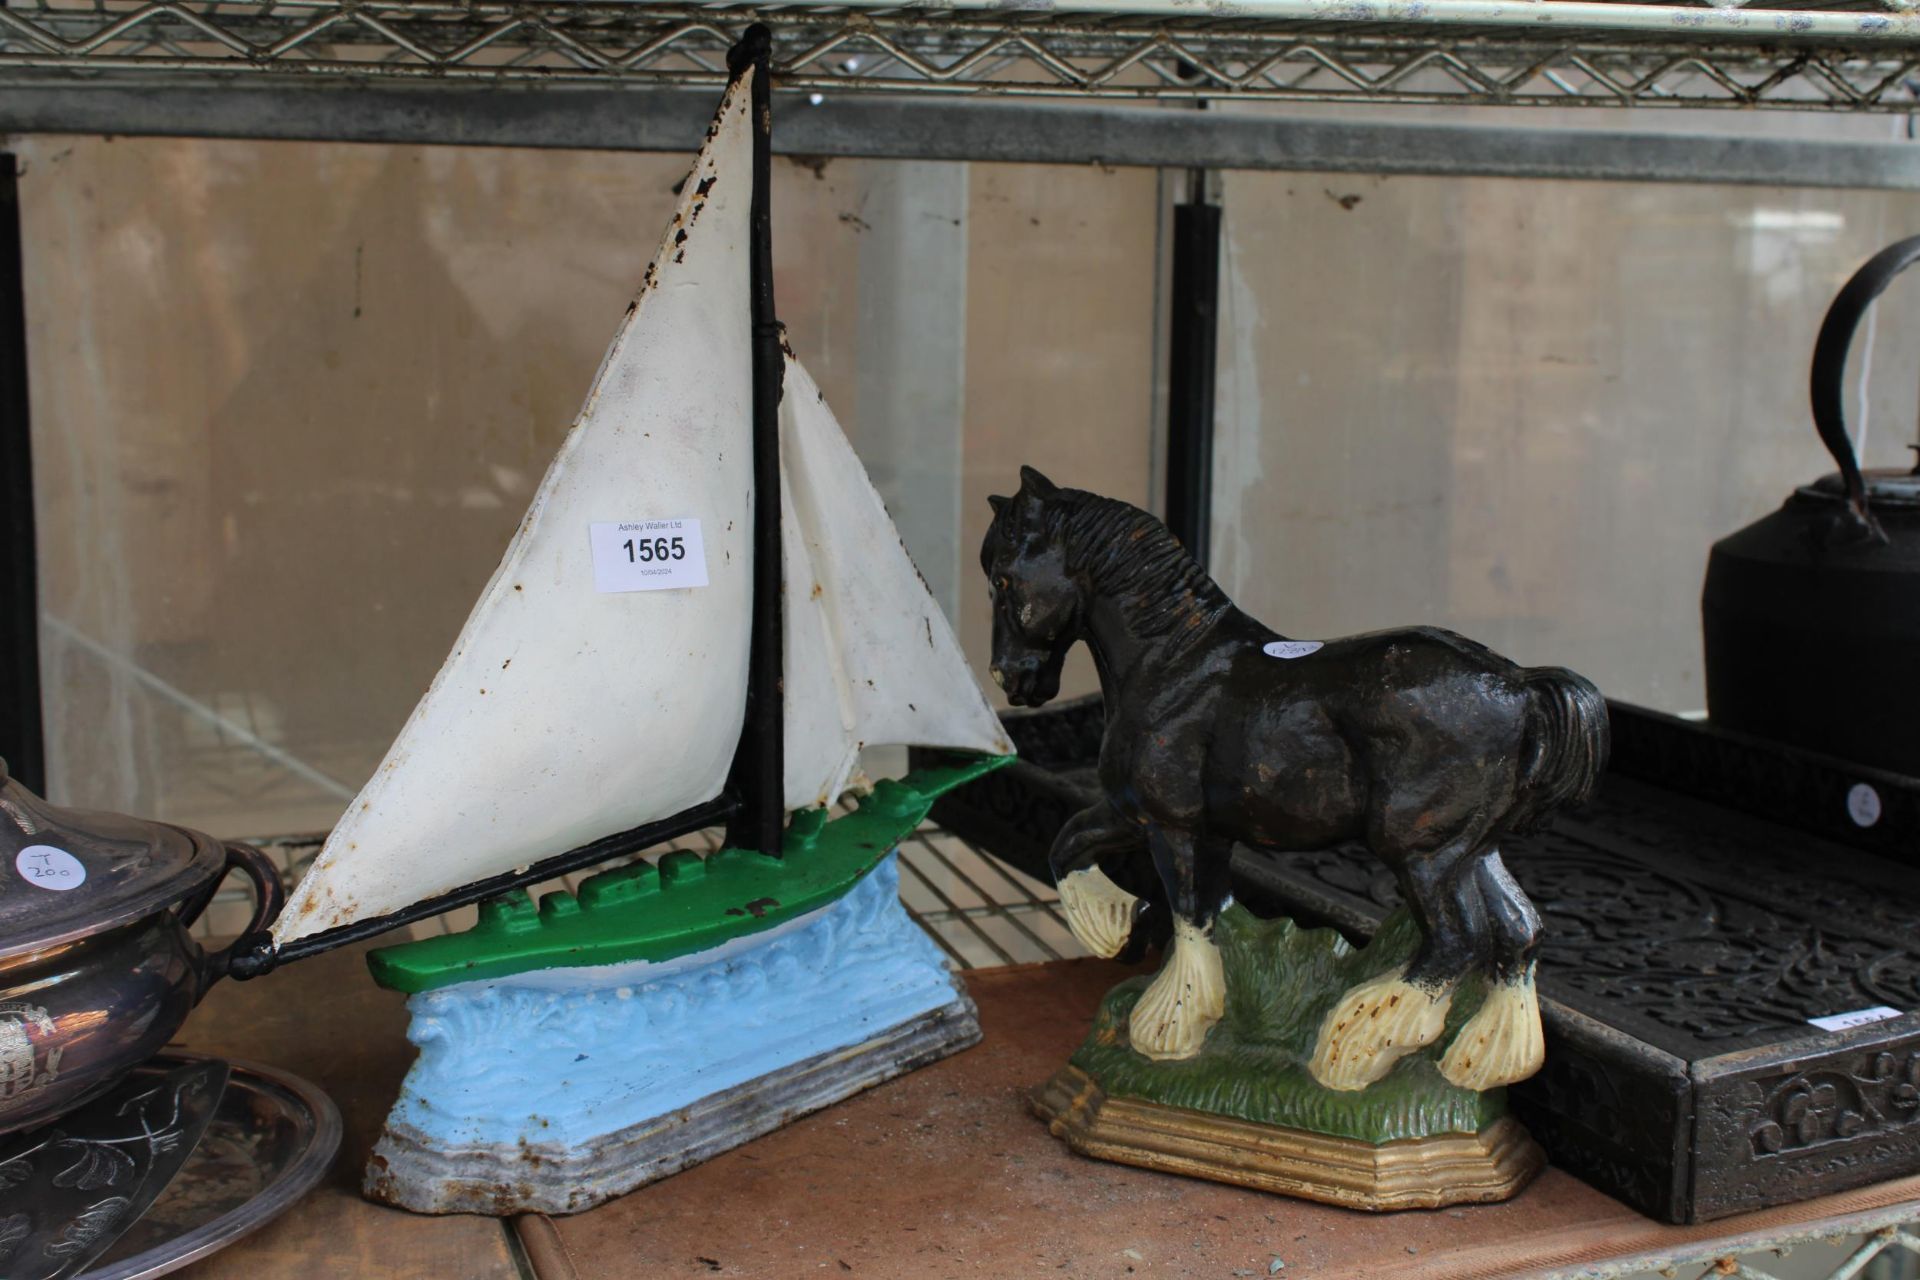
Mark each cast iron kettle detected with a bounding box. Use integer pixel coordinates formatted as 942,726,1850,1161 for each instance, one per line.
0,760,283,1136
1703,234,1920,776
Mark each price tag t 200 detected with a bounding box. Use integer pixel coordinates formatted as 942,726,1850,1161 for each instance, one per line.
590,519,708,593
16,844,85,891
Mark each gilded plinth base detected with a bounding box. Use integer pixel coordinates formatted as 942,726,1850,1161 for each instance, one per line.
1031,1064,1544,1211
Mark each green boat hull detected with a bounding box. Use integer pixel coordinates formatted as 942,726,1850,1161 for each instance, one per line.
367,753,1015,994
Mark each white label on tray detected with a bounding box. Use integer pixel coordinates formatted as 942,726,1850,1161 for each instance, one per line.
1847,782,1883,828
1263,640,1324,660
15,844,85,891
1809,1006,1903,1032
589,519,708,593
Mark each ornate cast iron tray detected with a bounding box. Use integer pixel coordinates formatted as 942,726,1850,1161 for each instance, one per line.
927,698,1920,1223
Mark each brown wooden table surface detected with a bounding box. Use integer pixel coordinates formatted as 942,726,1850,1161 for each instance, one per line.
169,947,1920,1279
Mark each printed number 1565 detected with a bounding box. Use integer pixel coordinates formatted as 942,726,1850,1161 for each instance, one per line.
623,537,686,563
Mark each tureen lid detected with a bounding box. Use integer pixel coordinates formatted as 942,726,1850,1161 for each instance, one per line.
0,759,227,960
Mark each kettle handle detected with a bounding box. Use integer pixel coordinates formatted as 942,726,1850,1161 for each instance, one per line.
200,842,287,983
1810,233,1920,544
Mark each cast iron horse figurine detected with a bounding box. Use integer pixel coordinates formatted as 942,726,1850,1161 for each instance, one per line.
982,468,1608,1092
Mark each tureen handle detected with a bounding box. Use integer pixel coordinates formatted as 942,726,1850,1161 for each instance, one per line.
200,842,287,982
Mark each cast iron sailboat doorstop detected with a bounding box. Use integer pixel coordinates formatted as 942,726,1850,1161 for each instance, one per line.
227,27,1015,1216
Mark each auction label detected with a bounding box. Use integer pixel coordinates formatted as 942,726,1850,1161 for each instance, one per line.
1263,640,1324,660
16,844,85,891
1810,1006,1903,1032
590,519,708,593
1847,782,1882,828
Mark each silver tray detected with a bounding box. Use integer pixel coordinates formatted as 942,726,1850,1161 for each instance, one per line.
84,1053,340,1279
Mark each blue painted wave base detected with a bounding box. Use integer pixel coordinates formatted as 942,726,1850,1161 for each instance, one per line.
372,854,974,1206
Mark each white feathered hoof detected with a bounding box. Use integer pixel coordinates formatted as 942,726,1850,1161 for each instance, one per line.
1057,865,1139,960
1308,967,1452,1092
1127,919,1227,1061
1439,967,1545,1092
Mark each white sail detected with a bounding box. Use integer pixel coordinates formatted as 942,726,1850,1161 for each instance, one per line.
276,72,1013,945
274,72,758,944
780,357,1012,809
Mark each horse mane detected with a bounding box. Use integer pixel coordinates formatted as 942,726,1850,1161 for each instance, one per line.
1041,489,1232,638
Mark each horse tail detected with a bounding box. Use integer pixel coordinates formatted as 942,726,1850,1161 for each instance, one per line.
1508,667,1610,833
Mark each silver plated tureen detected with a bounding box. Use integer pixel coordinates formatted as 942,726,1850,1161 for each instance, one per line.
0,760,282,1136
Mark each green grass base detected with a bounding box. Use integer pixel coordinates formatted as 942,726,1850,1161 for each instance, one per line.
1070,906,1506,1145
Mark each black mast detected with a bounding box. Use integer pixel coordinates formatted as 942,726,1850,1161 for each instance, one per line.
1164,175,1221,569
0,155,44,796
723,23,786,861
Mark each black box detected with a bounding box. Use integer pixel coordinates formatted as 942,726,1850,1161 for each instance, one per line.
929,697,1920,1223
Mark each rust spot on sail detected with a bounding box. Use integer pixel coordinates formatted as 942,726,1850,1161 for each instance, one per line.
703,89,733,143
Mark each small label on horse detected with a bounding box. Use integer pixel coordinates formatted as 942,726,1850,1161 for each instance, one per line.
15,845,85,891
589,519,708,593
1263,640,1324,660
1809,1005,1902,1032
1847,782,1882,828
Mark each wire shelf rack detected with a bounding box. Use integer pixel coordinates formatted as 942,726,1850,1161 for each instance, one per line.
2,1,1919,110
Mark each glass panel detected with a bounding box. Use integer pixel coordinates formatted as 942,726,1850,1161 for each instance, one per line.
47,120,1914,839
1213,170,1920,713
19,136,1157,838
